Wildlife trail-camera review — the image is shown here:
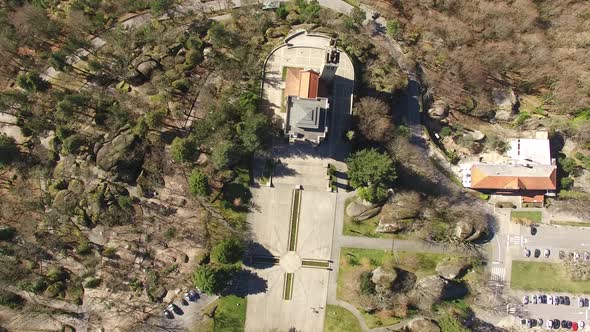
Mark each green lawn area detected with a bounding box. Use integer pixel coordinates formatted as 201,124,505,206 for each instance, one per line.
551,220,590,227
213,295,247,332
337,248,462,328
511,261,590,293
324,305,362,332
511,211,542,224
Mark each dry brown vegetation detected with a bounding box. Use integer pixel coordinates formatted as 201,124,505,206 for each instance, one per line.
372,0,590,115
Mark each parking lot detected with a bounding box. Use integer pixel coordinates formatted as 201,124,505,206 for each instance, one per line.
516,291,590,329
508,222,590,330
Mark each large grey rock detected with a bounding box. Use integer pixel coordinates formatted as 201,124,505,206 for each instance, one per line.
346,198,381,221
454,220,485,242
493,88,518,121
428,100,449,121
409,276,447,310
96,132,136,171
371,267,397,287
436,258,471,280
405,318,441,332
137,60,158,78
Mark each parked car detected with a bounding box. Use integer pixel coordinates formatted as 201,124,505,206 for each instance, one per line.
578,320,585,329
574,252,581,260
523,295,530,304
531,226,537,235
526,319,532,328
545,319,553,329
548,295,554,305
544,249,550,258
163,309,173,319
540,294,547,303
584,252,590,261
565,296,571,305
585,298,589,307
167,303,181,314
555,295,560,305
521,318,527,326
559,296,565,304
524,248,531,257
572,321,579,331
189,289,199,299
561,320,568,328
538,318,543,326
553,319,560,329
535,249,542,258
183,292,191,302
533,295,538,304
578,298,584,307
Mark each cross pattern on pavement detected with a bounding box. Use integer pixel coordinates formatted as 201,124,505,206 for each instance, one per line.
250,189,331,300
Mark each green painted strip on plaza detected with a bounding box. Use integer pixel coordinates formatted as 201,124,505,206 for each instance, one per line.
301,260,330,268
284,273,294,300
252,256,280,265
288,189,301,251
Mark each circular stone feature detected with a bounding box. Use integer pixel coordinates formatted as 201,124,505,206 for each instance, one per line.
280,251,302,273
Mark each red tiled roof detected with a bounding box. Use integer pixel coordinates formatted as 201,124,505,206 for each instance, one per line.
470,165,557,190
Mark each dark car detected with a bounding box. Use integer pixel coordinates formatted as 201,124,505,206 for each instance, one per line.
585,298,589,307
531,319,538,327
562,320,568,328
553,319,560,329
541,295,547,303
538,318,543,326
565,296,570,305
520,319,527,326
559,296,565,304
531,226,537,235
163,309,173,319
567,321,573,329
534,249,541,258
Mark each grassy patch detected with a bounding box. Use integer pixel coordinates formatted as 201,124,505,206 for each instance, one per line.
284,273,294,300
551,220,590,227
213,295,247,332
511,211,542,224
337,248,460,328
288,189,301,251
511,261,590,293
324,305,362,332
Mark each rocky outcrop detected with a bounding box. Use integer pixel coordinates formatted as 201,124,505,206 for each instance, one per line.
405,318,441,332
427,100,449,122
377,192,420,233
409,275,447,311
95,131,144,183
371,266,397,294
346,198,382,222
436,258,471,280
136,60,158,78
493,88,518,121
454,220,486,242
96,132,136,171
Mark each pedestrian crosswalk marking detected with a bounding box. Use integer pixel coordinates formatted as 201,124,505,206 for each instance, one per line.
510,235,522,246
491,266,505,282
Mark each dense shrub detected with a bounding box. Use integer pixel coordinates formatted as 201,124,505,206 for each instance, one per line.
210,238,243,265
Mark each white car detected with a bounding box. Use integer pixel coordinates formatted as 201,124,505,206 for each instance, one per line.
579,320,585,329
574,252,581,260
532,295,538,304
544,249,550,258
545,319,553,329
523,295,529,304
548,295,553,305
